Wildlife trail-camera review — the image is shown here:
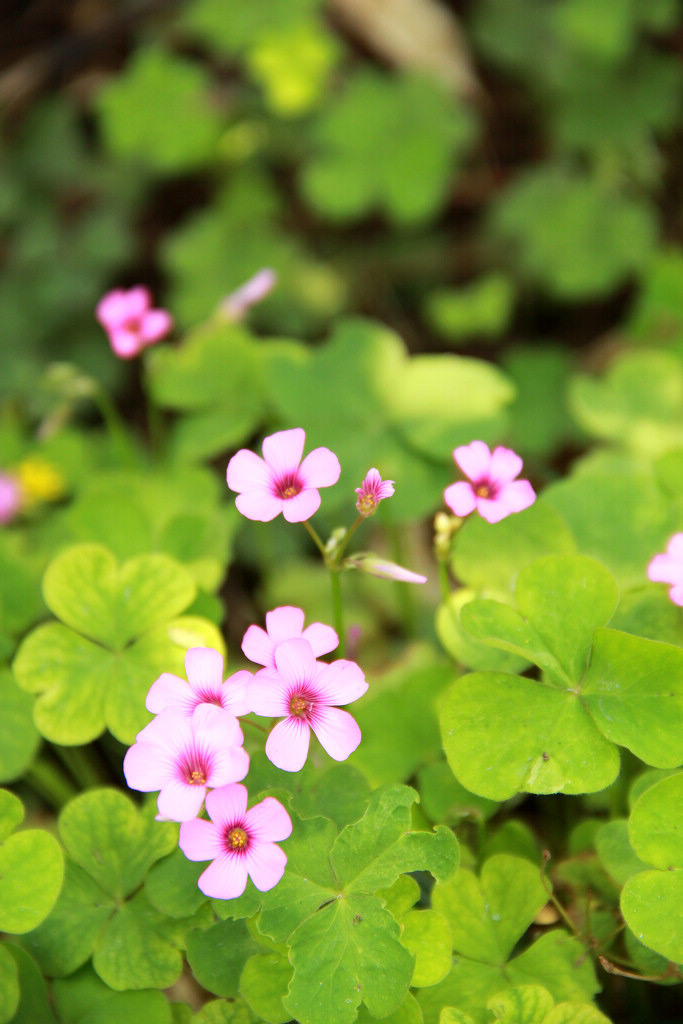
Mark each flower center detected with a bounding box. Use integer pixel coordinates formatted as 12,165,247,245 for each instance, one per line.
474,482,494,499
187,766,207,785
358,493,376,515
226,826,249,851
275,472,303,500
289,689,315,719
180,750,210,786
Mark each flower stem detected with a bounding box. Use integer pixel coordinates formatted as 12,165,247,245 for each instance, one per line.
330,568,345,657
25,756,78,810
51,743,110,790
302,519,327,558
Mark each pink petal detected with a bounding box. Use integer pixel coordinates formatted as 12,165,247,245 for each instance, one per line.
222,670,253,717
205,783,248,826
96,290,129,328
197,855,249,899
157,778,206,821
192,704,244,749
139,309,172,342
273,638,318,685
265,606,306,644
179,817,223,861
249,670,290,717
208,744,250,787
261,429,305,476
488,446,523,485
241,624,274,666
475,497,511,524
123,286,152,319
134,707,192,751
311,706,362,762
648,554,682,584
667,533,683,559
109,328,143,359
265,717,310,772
497,479,536,514
668,584,683,606
302,622,338,657
235,489,284,522
227,449,272,493
314,659,368,706
185,647,224,692
281,487,321,523
245,797,293,843
453,441,492,482
123,742,174,791
444,481,477,517
299,447,341,488
145,673,191,714
245,842,288,892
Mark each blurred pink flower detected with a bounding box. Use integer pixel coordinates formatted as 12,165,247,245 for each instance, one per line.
444,440,535,524
250,637,368,772
123,704,249,821
96,286,172,359
226,427,340,522
348,553,427,584
0,473,22,524
241,606,338,668
355,468,395,517
179,783,291,899
220,268,277,320
146,646,251,718
648,533,683,606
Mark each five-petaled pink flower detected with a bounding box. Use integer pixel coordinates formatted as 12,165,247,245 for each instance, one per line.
241,606,338,668
444,440,535,524
146,647,252,719
0,473,22,525
648,533,683,606
355,468,395,517
123,704,249,821
249,638,368,772
179,783,292,899
96,286,173,359
226,428,341,523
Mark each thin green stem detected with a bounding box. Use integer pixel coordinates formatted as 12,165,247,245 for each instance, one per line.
302,519,328,558
540,850,581,938
25,756,78,810
52,744,109,790
330,568,345,657
241,718,269,735
439,560,451,602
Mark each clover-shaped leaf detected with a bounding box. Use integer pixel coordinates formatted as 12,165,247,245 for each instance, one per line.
0,944,19,1024
13,543,223,744
620,772,683,964
0,789,64,935
0,668,40,783
24,790,183,990
53,963,173,1024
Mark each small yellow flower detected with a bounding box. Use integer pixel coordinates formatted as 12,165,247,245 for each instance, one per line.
16,456,66,506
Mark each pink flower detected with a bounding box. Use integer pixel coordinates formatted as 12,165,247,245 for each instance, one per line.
241,606,338,668
226,428,341,523
648,533,683,605
355,468,395,517
444,440,535,524
96,286,172,359
179,783,291,899
220,268,277,320
249,638,368,772
123,704,249,821
146,647,251,718
0,473,22,524
347,553,427,584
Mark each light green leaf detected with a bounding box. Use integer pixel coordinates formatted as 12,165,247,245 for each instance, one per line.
186,919,256,998
505,931,600,1004
2,943,57,1024
401,909,452,987
582,629,683,767
440,673,619,800
425,274,514,342
459,600,557,677
0,789,24,842
53,963,173,1024
595,820,649,885
145,848,208,919
357,991,423,1024
93,889,184,991
285,893,414,1024
0,945,19,1024
487,984,554,1023
437,589,530,674
0,669,39,783
627,771,683,869
0,792,64,935
239,952,292,1023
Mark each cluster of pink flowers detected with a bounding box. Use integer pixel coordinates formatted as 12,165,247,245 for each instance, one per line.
124,607,367,899
444,440,536,524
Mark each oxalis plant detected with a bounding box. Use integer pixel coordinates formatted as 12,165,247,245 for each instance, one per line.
1,277,682,1024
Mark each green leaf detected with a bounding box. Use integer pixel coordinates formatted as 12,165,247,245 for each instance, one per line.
92,889,184,990
595,820,649,885
425,274,514,342
459,600,558,677
486,984,554,1023
357,992,423,1024
302,70,476,224
417,760,500,827
289,760,371,829
628,772,683,869
505,931,600,1004
97,45,222,172
0,792,64,935
437,589,530,674
42,544,196,650
432,856,547,963
582,629,683,767
331,785,459,892
503,345,575,458
53,963,173,1023
59,789,177,899
440,673,619,800
145,848,208,919
401,909,452,987
0,669,40,782
0,944,19,1024
2,943,57,1024
284,893,414,1024
515,555,619,682
489,167,655,300
186,919,256,998
239,952,292,1023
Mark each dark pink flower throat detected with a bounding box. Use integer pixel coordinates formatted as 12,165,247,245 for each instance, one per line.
274,472,303,500
223,821,250,855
